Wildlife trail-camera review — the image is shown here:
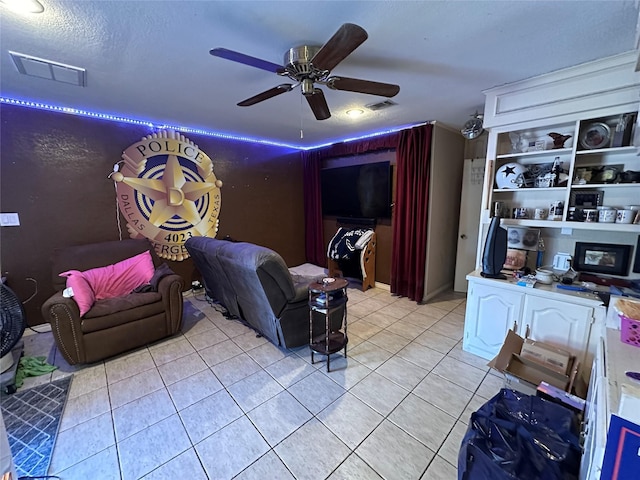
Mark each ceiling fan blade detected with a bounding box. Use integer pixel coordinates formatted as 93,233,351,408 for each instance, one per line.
305,89,331,120
237,84,293,106
327,76,400,97
310,23,368,72
210,48,284,74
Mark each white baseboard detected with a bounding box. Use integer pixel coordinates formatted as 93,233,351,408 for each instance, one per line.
422,282,453,303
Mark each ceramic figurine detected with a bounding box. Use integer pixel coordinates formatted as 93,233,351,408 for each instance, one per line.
509,132,528,153
548,132,572,149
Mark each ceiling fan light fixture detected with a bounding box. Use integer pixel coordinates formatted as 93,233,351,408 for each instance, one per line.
346,108,364,117
301,78,315,96
1,0,44,13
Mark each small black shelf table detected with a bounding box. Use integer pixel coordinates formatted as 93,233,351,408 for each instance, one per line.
308,277,349,372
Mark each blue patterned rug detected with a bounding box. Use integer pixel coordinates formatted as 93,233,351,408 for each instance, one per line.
1,376,72,477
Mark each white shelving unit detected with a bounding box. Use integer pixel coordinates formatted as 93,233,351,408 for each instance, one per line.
476,52,640,249
486,114,640,233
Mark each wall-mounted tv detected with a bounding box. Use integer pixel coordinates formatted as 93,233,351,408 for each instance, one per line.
321,161,392,219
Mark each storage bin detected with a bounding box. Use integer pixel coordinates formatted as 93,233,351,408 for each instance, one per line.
620,313,640,347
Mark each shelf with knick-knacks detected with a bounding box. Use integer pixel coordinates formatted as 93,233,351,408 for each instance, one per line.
486,110,640,232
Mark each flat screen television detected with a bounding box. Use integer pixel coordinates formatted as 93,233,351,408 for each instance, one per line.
481,216,507,279
321,162,392,219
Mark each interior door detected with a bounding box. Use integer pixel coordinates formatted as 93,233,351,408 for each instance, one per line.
454,158,485,292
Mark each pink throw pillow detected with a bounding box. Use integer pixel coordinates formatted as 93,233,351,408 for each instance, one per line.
83,251,155,300
59,270,95,317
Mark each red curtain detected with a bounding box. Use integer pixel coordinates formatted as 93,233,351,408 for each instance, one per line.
391,124,433,301
302,132,400,267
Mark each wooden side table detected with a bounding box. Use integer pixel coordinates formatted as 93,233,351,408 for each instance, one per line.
308,277,349,372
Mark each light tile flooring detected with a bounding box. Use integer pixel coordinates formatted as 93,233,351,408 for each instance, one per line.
17,286,503,479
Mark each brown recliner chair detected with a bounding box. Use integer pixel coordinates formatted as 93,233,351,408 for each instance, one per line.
41,239,184,365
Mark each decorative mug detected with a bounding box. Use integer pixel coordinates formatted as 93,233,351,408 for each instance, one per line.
513,207,528,219
584,209,599,222
534,208,547,220
549,201,564,220
598,209,617,223
616,209,635,224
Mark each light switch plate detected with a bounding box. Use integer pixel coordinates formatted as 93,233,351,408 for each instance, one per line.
0,213,20,226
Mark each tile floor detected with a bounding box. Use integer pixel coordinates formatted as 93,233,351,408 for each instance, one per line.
17,285,504,479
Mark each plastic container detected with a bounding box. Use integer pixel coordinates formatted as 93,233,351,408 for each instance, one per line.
620,313,640,347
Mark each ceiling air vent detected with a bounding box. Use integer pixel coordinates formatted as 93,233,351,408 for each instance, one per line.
365,100,397,111
9,51,86,86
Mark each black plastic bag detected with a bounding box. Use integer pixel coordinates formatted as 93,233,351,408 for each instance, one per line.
458,388,581,480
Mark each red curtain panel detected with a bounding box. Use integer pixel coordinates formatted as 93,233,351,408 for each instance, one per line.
391,124,433,301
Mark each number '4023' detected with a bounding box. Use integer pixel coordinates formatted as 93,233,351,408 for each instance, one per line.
164,232,193,243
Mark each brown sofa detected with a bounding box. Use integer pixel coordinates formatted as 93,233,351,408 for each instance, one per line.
41,239,184,365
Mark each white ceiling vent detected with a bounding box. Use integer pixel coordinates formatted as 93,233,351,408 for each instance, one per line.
9,51,86,86
365,100,397,111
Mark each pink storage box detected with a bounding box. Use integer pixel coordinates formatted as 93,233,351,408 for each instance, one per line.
620,313,640,348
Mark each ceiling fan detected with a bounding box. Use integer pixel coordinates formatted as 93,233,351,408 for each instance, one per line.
209,23,400,121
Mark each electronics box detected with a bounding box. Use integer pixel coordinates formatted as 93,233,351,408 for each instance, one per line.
520,338,572,375
537,381,586,415
488,330,577,395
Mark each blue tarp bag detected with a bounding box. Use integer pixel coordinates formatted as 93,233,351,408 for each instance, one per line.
458,388,581,479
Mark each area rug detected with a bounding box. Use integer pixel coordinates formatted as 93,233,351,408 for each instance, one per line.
1,376,72,478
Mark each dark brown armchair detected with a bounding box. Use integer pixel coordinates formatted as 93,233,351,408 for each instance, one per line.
41,239,184,365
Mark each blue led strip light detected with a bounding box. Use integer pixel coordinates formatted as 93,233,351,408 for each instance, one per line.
0,96,427,150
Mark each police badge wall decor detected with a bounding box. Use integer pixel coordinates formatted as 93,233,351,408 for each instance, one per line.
111,130,223,260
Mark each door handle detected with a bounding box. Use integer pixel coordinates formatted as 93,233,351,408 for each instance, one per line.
460,234,467,239
525,324,530,339
512,321,517,332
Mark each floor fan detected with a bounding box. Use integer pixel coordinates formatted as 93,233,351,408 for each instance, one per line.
1,282,26,394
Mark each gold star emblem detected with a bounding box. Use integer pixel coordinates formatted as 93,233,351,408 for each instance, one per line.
113,155,218,234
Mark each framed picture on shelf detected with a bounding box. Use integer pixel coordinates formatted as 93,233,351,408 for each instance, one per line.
503,248,527,270
572,165,623,185
574,242,632,276
507,227,539,251
569,189,604,208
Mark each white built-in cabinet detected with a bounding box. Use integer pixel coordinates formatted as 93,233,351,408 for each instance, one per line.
463,272,604,375
521,296,595,368
463,52,640,381
463,282,523,359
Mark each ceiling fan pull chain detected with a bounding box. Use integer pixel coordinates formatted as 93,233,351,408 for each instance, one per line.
300,92,304,138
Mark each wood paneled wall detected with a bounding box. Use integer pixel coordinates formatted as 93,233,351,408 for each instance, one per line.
0,104,306,325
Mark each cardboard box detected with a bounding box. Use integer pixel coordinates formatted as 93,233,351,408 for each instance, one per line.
507,353,570,390
488,330,575,395
520,338,572,375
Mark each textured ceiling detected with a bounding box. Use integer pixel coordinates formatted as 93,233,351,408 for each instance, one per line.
1,1,639,148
